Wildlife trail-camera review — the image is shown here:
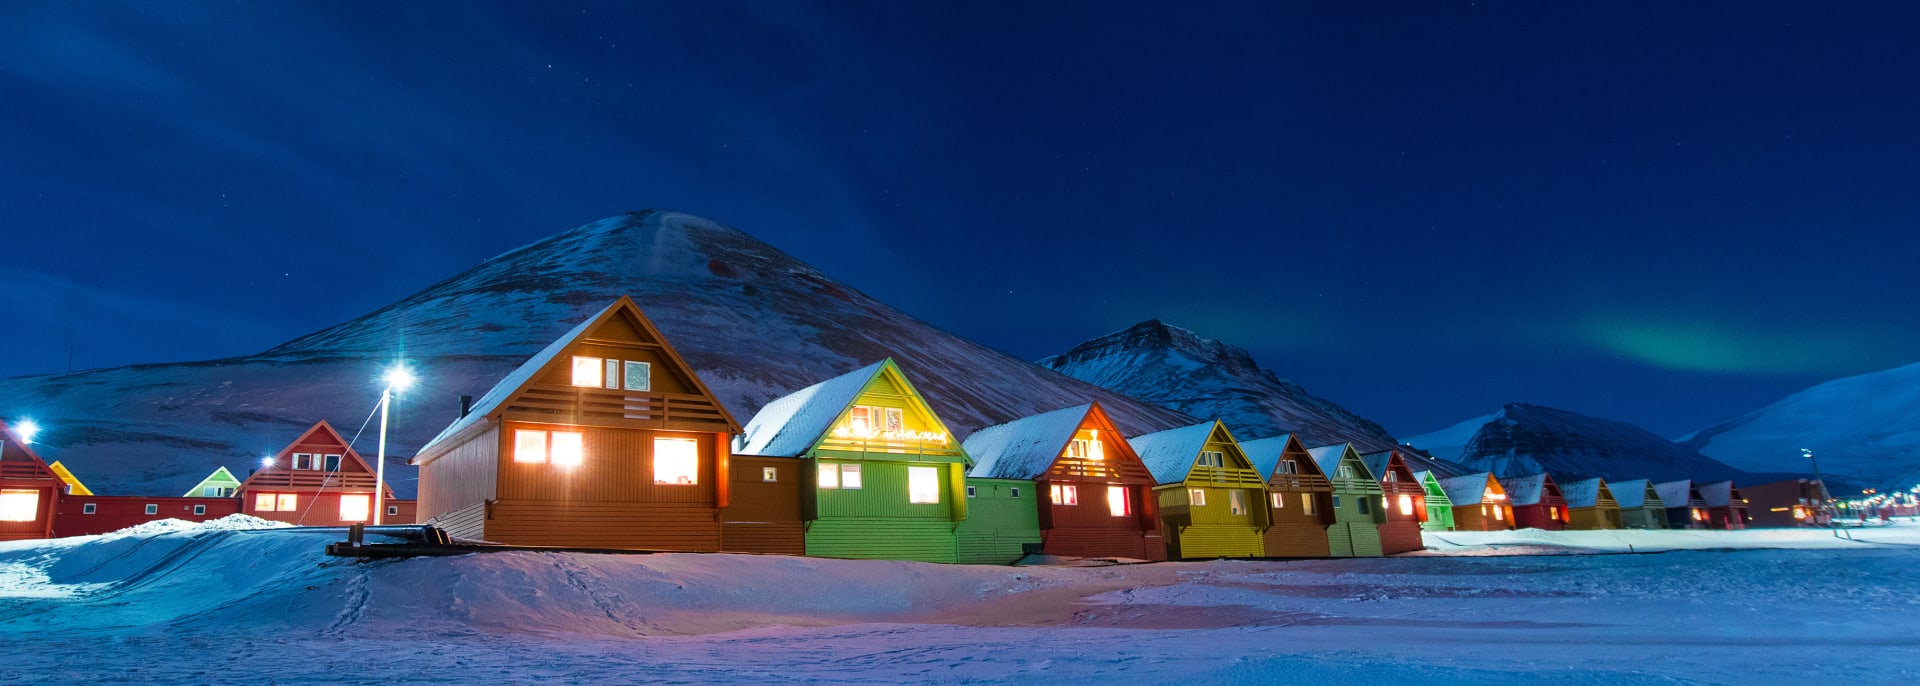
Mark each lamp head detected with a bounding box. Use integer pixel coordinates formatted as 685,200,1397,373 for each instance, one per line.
383,366,416,392
15,419,39,445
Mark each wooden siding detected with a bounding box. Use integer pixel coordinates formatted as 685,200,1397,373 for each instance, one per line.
431,501,488,540
956,479,1041,564
1453,503,1516,531
1326,493,1384,557
1039,478,1162,560
1620,505,1667,529
498,424,720,505
814,460,957,520
1569,504,1622,530
53,496,240,537
1169,523,1264,559
418,424,499,522
1378,486,1427,555
242,489,384,527
806,519,958,563
486,500,722,550
1156,484,1266,559
720,456,805,555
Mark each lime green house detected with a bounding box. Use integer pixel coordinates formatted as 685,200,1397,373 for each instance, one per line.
1413,470,1456,531
1308,443,1385,557
1130,421,1269,559
735,358,972,563
183,467,242,498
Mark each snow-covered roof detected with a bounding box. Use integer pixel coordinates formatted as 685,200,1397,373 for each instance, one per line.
1560,478,1605,509
417,301,616,457
736,360,888,457
1699,480,1740,508
1307,443,1359,477
1500,473,1549,506
1654,480,1699,508
1438,473,1493,505
1611,479,1655,508
1412,470,1452,503
963,404,1092,480
1240,434,1302,481
1129,421,1219,485
1360,450,1403,483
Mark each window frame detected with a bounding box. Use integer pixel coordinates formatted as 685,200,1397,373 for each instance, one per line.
1302,493,1317,515
1107,485,1131,517
1270,491,1285,509
292,453,311,470
1189,488,1207,507
83,502,97,515
651,436,700,485
907,465,940,504
623,360,651,391
762,466,779,483
193,504,206,516
1228,489,1248,516
338,493,371,523
144,504,158,515
571,355,604,387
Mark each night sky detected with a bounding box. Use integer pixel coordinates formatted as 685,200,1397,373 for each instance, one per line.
3,2,1917,439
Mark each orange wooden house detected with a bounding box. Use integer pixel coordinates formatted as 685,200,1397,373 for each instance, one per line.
1240,433,1334,558
412,297,744,549
1361,449,1429,554
1437,472,1515,531
239,420,414,526
962,402,1165,560
0,419,61,541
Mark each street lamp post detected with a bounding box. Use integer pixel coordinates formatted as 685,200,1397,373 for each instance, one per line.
375,366,415,526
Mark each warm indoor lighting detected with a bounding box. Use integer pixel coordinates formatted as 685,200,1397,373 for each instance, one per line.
0,489,40,522
908,466,940,504
14,419,40,445
651,437,697,483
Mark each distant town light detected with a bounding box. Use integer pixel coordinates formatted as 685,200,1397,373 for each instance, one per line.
15,419,39,445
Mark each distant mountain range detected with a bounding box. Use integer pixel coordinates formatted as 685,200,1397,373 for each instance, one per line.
1680,362,1920,491
1039,320,1402,454
1404,403,1765,483
0,211,1192,498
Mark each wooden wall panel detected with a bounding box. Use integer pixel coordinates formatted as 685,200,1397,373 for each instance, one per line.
720,456,803,523
1171,524,1263,559
813,460,954,520
52,496,239,537
486,500,722,550
498,424,718,506
432,502,488,541
721,523,806,555
805,518,958,563
1041,527,1153,560
418,427,499,522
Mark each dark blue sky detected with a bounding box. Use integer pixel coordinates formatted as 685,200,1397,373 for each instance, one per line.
3,2,1917,438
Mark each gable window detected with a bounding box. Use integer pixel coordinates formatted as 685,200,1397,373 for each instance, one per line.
1270,492,1285,509
907,466,940,504
1050,483,1078,506
762,467,779,483
1195,451,1225,468
324,454,342,471
1189,488,1207,507
83,503,97,515
1108,486,1131,517
1229,490,1248,516
144,504,158,515
1336,465,1354,478
338,494,371,522
571,356,604,387
1398,495,1416,516
604,358,621,390
193,504,207,516
1384,471,1397,482
1302,494,1317,515
624,361,651,391
818,463,861,490
847,405,905,437
1280,460,1298,475
1065,429,1104,460
292,453,312,470
652,437,699,485
0,490,41,522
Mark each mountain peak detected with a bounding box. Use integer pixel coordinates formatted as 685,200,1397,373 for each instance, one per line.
1430,401,1762,483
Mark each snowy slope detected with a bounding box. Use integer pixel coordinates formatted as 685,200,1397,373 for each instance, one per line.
1402,412,1497,462
1413,403,1770,483
4,518,1919,683
1681,361,1920,489
0,211,1191,498
1039,320,1400,453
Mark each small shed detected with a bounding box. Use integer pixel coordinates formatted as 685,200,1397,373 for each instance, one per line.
1499,473,1568,531
1437,472,1514,531
0,419,61,541
1611,479,1668,529
1308,443,1385,557
1560,477,1621,530
1655,480,1710,529
1360,449,1427,554
1698,481,1750,530
1413,470,1454,531
964,402,1163,561
1131,421,1269,559
1242,433,1333,558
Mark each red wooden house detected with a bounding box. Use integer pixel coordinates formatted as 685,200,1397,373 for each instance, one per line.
239,420,413,526
1361,449,1428,554
413,297,743,549
1498,473,1568,531
0,419,61,541
1698,480,1750,530
962,402,1164,560
54,495,241,537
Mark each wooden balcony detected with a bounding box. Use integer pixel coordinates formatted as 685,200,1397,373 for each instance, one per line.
246,469,379,491
504,384,733,433
1267,473,1331,491
816,433,958,458
0,461,56,482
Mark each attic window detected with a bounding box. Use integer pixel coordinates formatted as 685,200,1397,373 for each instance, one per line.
0,490,40,522
624,361,651,391
1108,486,1131,516
571,356,604,387
292,453,311,470
1065,429,1103,460
1280,460,1298,475
1336,465,1354,478
1196,451,1225,468
324,454,342,471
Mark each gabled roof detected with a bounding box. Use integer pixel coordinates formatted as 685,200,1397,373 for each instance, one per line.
1560,477,1608,509
1438,472,1496,506
963,403,1093,480
1412,470,1453,504
1307,443,1375,481
1129,421,1225,485
1611,479,1658,509
48,461,93,496
182,466,241,497
418,297,741,458
242,420,397,497
1698,480,1741,508
737,360,885,457
1654,480,1700,507
1499,473,1558,506
1241,433,1312,481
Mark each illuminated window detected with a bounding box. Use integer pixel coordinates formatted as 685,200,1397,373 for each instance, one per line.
277,494,299,511
1548,506,1559,520
293,453,311,470
1229,490,1248,516
551,431,585,468
1271,492,1285,509
571,356,603,387
1481,505,1489,516
193,504,206,516
1189,488,1207,507
840,464,862,489
324,454,342,471
1384,471,1397,482
339,494,370,522
762,467,778,482
254,492,277,511
908,466,940,504
1398,495,1415,516
145,504,158,515
652,437,699,484
1493,505,1505,521
1280,460,1298,475
624,361,651,391
1302,494,1316,515
1050,483,1079,505
1109,486,1131,516
515,429,549,464
849,406,873,434
883,407,904,433
604,358,620,390
818,463,840,488
83,503,96,515
1066,429,1104,460
1692,508,1705,521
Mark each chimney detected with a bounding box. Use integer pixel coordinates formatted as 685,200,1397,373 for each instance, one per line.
459,395,474,418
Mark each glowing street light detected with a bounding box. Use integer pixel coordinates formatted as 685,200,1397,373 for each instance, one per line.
374,364,415,526
15,419,40,445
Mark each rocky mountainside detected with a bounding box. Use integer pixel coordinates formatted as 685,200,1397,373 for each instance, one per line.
1681,361,1920,490
0,211,1192,497
1405,403,1780,483
1038,320,1400,453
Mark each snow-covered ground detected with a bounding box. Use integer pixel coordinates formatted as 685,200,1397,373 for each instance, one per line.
4,518,1918,684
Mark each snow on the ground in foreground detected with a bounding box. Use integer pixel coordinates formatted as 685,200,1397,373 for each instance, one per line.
1419,520,1920,555
2,524,1918,684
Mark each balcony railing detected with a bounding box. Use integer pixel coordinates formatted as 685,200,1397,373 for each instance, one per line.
245,470,379,491
1268,473,1331,490
508,385,733,431
0,461,56,481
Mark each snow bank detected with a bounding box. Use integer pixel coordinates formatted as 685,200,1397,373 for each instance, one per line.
99,513,292,538
1418,519,1920,555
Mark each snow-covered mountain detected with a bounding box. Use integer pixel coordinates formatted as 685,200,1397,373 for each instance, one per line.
0,210,1192,497
1405,403,1769,483
1681,361,1920,490
1037,320,1399,453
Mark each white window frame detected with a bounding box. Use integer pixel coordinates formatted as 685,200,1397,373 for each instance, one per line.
277,493,298,512
571,355,604,387
1280,459,1297,475
818,462,840,489
1050,483,1078,506
762,466,779,483
624,361,651,391
966,485,977,498
840,464,862,489
145,504,158,515
193,504,206,516
324,454,342,471
604,358,621,390
255,492,277,511
387,505,400,517
1189,488,1207,507
292,453,311,470
907,466,940,504
1107,485,1131,517
83,502,97,515
1009,487,1020,498
1229,490,1248,516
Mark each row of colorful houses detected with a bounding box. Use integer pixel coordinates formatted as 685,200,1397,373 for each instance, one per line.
0,296,1813,562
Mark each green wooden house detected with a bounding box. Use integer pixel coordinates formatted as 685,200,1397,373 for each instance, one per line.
1129,421,1269,559
1612,478,1668,529
1413,470,1455,531
1307,443,1385,557
735,358,972,563
182,467,242,498
954,477,1040,564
